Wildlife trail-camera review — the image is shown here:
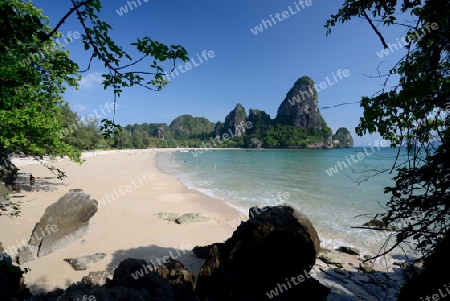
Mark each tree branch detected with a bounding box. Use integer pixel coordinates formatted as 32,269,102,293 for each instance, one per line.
43,0,95,42
363,10,389,49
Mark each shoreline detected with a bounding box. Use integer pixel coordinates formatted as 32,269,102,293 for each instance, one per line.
154,151,253,218
158,150,406,262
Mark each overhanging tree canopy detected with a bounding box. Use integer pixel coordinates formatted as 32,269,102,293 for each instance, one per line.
0,0,189,180
1,0,81,182
326,0,449,259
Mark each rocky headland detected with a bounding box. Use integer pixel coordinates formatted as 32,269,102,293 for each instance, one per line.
123,76,354,149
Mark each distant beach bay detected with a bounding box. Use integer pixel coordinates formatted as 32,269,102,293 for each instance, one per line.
157,147,409,258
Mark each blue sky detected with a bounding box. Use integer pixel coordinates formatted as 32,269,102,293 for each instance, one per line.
33,0,412,146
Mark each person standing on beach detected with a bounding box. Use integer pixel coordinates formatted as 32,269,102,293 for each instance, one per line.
29,174,36,192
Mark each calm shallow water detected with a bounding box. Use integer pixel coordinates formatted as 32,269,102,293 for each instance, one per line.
157,147,411,256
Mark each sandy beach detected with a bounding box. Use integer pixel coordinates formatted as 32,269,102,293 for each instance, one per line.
1,149,242,294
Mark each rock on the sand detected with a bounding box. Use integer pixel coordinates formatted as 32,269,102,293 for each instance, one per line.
81,271,107,286
174,212,210,224
15,245,35,264
318,253,345,268
0,183,11,205
64,253,107,271
156,212,180,221
359,263,374,273
364,218,398,230
195,205,330,300
27,189,98,257
338,246,360,256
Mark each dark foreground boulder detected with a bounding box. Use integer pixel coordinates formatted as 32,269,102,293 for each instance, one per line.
193,244,216,259
0,150,18,186
153,258,196,300
0,253,31,300
398,231,450,301
107,258,174,300
195,205,330,301
22,189,98,261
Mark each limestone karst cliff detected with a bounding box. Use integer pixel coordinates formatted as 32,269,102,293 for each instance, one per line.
123,76,353,149
223,103,247,137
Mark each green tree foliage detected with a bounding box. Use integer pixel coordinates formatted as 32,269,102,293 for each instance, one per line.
0,0,188,184
60,104,110,150
169,115,215,140
245,115,331,149
257,124,311,148
0,0,81,181
115,128,132,149
131,130,145,149
116,119,330,150
326,0,449,259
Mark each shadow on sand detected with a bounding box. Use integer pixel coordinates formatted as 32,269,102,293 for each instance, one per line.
105,244,204,277
14,175,67,193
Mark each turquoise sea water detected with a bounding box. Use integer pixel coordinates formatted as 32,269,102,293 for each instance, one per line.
157,147,409,256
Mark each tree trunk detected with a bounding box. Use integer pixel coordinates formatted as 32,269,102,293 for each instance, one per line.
0,145,18,186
